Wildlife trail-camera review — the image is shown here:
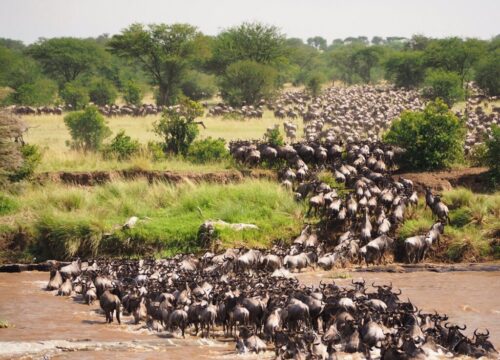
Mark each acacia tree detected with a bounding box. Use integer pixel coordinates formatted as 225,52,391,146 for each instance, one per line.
108,23,206,105
27,38,107,86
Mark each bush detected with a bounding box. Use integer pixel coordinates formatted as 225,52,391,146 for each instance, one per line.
485,124,500,184
422,69,464,106
305,72,325,97
219,60,278,106
181,71,217,101
64,106,111,151
187,137,228,163
61,82,89,110
264,127,284,147
153,98,204,156
123,81,143,106
102,130,140,160
88,78,118,106
475,54,500,96
384,51,425,88
7,78,57,106
383,99,466,170
8,144,42,182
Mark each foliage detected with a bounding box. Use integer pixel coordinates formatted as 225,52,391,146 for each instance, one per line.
60,81,89,110
422,69,464,106
384,51,425,88
305,72,325,97
102,130,140,160
109,23,207,105
186,137,228,163
383,99,466,170
474,54,500,96
6,78,58,106
264,127,284,147
27,37,108,86
122,80,143,106
211,22,286,73
153,98,204,155
8,144,42,182
219,60,278,106
180,70,217,100
64,106,111,151
485,124,500,183
88,77,118,106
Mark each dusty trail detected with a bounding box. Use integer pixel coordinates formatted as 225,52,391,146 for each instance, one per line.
0,270,499,359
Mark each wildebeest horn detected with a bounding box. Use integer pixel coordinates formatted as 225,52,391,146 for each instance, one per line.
445,322,451,329
394,288,401,295
459,324,466,331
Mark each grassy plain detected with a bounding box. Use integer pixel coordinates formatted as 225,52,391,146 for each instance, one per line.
23,110,303,172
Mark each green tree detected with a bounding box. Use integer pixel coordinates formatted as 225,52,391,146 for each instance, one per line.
180,70,217,100
383,99,466,170
351,46,384,83
305,72,325,97
61,82,89,110
211,22,286,74
153,99,204,155
307,36,327,51
485,125,500,183
7,78,57,106
219,60,278,106
474,53,500,96
108,23,207,105
64,106,111,151
27,38,108,86
122,81,143,106
384,51,425,88
423,69,464,106
88,78,118,106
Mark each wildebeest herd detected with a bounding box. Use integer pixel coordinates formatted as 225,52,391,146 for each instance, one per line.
46,254,497,359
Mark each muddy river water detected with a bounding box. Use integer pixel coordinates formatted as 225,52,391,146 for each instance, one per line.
0,270,499,359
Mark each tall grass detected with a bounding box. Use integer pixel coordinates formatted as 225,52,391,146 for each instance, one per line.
0,179,304,260
401,188,500,262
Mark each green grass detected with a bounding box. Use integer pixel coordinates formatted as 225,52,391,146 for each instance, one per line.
400,188,500,262
22,110,301,173
0,179,304,261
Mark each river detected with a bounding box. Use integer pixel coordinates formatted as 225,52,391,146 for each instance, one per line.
0,270,498,359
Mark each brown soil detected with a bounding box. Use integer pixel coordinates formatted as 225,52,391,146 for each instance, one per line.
34,169,276,186
394,167,491,193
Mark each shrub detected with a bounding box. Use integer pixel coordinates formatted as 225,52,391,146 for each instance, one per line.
422,69,464,106
64,106,111,151
88,78,118,106
181,71,217,101
153,98,204,156
8,144,42,182
264,127,284,147
123,81,143,106
475,54,500,96
219,60,278,106
102,130,140,160
7,78,57,106
383,99,466,170
187,137,228,163
305,72,325,97
61,82,89,110
0,111,23,180
450,207,473,227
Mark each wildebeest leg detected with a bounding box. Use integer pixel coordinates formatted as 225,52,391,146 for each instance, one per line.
116,306,121,325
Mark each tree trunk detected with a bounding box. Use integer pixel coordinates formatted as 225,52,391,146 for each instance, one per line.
158,83,170,106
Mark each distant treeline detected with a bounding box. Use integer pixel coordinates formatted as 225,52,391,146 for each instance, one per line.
0,23,499,107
